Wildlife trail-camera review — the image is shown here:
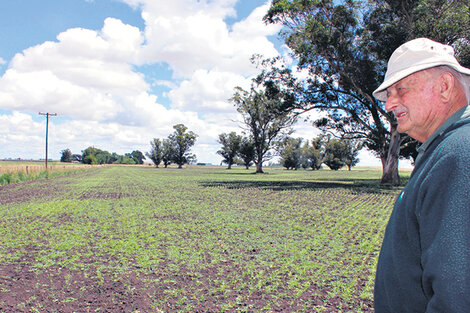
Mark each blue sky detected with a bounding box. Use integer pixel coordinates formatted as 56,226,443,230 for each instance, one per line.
0,1,143,63
0,0,387,167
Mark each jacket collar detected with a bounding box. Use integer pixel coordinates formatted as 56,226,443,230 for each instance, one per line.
415,105,470,164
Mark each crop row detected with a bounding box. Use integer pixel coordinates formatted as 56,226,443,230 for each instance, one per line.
0,166,403,312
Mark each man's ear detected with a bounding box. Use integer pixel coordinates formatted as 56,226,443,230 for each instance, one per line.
439,72,455,102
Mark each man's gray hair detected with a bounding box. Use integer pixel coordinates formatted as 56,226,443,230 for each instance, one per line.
430,65,470,104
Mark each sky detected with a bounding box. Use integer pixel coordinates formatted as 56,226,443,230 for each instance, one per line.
0,0,396,167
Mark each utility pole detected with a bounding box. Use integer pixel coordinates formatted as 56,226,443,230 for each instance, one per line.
39,112,57,175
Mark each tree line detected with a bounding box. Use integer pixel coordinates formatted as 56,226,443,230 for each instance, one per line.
217,132,361,171
60,147,145,165
61,124,198,168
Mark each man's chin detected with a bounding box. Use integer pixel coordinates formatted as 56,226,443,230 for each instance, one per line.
396,125,408,134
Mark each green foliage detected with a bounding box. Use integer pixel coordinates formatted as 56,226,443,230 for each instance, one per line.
366,0,470,66
276,137,303,170
275,134,362,171
146,138,164,168
83,153,98,165
217,132,242,169
95,151,113,164
323,138,362,171
168,124,198,168
60,149,73,163
301,136,326,170
128,150,145,165
231,80,297,173
118,156,136,164
323,139,348,171
0,172,15,185
344,140,363,171
237,136,256,169
80,146,141,165
82,147,101,165
162,138,175,168
263,0,470,184
82,147,114,165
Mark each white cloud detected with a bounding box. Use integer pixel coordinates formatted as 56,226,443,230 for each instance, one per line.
0,0,292,165
130,0,280,77
0,111,42,136
0,69,120,121
0,18,148,121
153,80,177,89
0,57,6,65
169,69,251,114
0,111,44,158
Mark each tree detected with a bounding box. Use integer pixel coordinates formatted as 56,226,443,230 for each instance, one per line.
95,150,112,164
147,139,164,168
83,154,98,165
344,140,362,171
217,132,242,169
301,135,326,170
162,138,175,168
60,149,73,163
168,124,198,169
82,147,112,165
129,150,145,165
119,156,136,164
263,0,470,185
110,152,120,164
323,138,349,171
237,137,256,169
276,137,303,170
82,147,102,165
231,81,297,173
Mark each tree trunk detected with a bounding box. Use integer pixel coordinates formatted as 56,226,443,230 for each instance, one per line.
381,127,401,186
227,163,232,169
255,152,264,173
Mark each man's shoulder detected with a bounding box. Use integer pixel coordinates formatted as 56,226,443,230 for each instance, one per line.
434,120,470,161
443,118,470,143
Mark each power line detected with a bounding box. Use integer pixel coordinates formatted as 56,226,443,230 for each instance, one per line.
39,112,57,175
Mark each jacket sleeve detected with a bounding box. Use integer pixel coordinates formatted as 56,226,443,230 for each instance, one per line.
418,137,470,312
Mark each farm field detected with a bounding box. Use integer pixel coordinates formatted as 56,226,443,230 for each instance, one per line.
0,166,407,312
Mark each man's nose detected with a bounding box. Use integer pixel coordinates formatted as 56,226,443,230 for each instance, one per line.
385,92,398,112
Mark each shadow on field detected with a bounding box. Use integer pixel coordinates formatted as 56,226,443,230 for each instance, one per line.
201,179,400,194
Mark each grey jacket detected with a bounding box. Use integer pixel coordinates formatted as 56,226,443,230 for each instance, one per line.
375,106,470,312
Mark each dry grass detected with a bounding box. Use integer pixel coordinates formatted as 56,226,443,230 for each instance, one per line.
0,163,93,175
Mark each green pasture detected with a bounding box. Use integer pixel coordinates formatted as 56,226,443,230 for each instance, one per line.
0,166,408,312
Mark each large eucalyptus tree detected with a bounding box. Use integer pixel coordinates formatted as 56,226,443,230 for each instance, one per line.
263,0,470,185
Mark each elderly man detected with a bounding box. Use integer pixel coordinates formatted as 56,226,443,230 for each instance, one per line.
373,38,470,312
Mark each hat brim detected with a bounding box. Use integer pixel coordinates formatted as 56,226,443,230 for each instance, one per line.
373,62,470,102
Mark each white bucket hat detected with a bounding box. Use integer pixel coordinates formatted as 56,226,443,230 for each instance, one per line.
373,38,470,102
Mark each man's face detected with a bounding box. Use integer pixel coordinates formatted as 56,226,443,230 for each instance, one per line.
385,70,442,142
